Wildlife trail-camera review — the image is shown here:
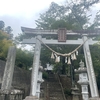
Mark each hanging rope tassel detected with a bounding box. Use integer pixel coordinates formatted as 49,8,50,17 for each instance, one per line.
55,57,57,62
73,53,77,60
58,56,60,62
55,56,60,63
68,57,71,64
65,57,67,63
54,53,57,62
54,53,57,57
71,53,74,60
76,50,78,55
51,52,55,59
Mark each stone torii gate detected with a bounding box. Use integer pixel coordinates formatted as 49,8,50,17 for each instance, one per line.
21,27,100,100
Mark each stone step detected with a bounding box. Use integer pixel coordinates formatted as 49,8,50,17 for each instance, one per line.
49,87,62,89
48,78,58,80
49,97,64,100
49,94,63,97
47,74,65,100
49,90,63,93
48,85,61,88
48,88,61,90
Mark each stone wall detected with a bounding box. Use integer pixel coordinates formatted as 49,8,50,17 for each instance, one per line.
0,60,31,98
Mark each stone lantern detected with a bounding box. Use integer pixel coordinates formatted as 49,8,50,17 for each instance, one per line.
75,60,89,100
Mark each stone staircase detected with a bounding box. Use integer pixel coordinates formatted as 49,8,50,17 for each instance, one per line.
47,73,66,100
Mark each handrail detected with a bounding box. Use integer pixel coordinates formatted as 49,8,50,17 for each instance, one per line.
57,74,66,100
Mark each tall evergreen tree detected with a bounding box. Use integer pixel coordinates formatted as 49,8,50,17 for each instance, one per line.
0,21,5,30
36,0,99,30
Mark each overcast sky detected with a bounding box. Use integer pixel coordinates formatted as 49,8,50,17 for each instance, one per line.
0,0,100,36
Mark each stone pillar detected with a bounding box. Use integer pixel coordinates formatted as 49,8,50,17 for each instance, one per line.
81,85,89,100
82,34,99,98
36,66,44,98
30,35,42,96
1,46,16,90
24,35,42,100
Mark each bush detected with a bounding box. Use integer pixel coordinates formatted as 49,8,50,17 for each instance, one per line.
42,71,48,79
64,88,72,96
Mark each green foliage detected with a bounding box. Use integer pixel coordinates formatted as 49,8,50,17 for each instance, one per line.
40,46,51,67
0,30,13,60
0,30,9,40
16,48,33,69
0,20,5,30
64,88,72,96
90,45,100,74
0,30,33,70
5,26,12,34
97,71,100,89
53,62,63,74
89,45,100,89
42,71,48,79
88,10,100,29
35,2,68,29
15,33,28,42
0,21,33,70
36,0,99,30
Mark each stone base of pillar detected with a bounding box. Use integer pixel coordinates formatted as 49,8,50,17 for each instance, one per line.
89,97,100,100
71,85,80,100
24,96,39,100
72,95,80,100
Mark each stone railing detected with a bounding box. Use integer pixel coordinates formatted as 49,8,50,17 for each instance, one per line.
0,89,24,100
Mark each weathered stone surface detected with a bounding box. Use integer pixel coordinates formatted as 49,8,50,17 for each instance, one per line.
24,96,38,100
71,86,80,100
1,46,16,90
83,35,99,97
89,97,100,100
0,60,31,98
30,35,41,96
72,95,80,100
